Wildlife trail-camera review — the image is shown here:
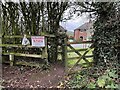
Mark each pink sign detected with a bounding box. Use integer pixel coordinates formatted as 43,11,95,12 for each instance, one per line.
31,36,45,47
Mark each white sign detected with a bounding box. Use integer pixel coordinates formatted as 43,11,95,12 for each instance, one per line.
31,36,45,47
22,37,30,45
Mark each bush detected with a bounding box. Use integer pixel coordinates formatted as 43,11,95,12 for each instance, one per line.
66,68,119,89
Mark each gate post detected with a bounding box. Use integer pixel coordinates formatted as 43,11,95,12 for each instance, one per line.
62,37,68,72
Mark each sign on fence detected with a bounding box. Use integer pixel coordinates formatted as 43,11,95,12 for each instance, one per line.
31,36,45,47
22,35,30,45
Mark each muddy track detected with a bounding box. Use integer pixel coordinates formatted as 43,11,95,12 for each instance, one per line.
2,63,65,88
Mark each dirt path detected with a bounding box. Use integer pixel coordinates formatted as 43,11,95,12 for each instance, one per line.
2,63,65,88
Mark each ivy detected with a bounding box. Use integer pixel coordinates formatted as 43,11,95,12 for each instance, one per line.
92,3,120,70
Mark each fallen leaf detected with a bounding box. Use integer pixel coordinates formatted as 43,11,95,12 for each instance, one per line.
36,81,40,83
48,74,50,76
37,85,40,87
30,85,33,88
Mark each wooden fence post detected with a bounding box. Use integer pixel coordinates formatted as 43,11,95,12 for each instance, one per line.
9,54,14,66
42,37,48,61
45,37,48,59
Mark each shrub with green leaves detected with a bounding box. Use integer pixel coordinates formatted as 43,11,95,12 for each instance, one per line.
66,69,118,89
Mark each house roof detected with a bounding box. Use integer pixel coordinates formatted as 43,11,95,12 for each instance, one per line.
58,26,67,32
75,21,93,31
57,25,67,34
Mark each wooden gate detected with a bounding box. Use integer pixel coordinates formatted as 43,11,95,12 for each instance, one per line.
65,40,94,74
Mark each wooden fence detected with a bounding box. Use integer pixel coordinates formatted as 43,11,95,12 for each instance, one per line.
1,34,94,71
1,35,55,67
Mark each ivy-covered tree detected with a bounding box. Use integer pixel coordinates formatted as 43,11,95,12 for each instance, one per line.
92,2,120,69
46,2,68,62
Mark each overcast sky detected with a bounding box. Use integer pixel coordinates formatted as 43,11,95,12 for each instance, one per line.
60,13,89,32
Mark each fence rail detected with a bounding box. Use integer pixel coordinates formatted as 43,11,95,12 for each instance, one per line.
3,34,55,38
67,41,93,45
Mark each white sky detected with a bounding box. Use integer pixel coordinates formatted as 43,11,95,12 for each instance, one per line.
60,13,89,32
